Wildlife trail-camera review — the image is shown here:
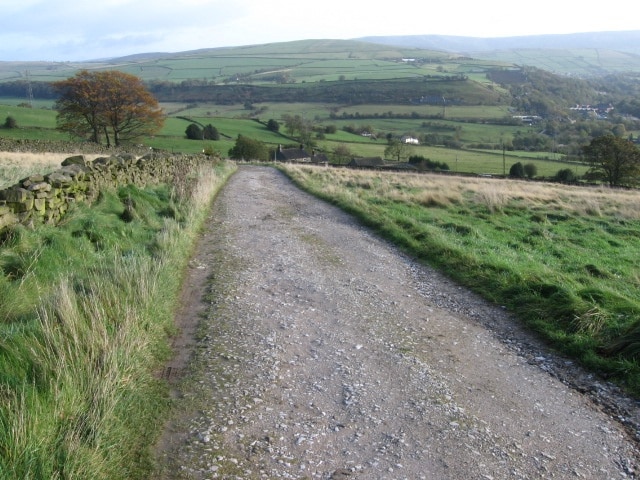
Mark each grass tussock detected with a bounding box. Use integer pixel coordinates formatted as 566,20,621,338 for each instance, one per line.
281,164,640,396
0,157,236,479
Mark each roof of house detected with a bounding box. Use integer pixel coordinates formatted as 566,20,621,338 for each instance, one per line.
275,145,310,162
274,145,330,164
310,151,329,164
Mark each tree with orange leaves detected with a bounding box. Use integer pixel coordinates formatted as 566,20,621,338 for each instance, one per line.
53,70,164,147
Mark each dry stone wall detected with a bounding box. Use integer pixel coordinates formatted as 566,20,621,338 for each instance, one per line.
0,138,152,156
0,151,209,230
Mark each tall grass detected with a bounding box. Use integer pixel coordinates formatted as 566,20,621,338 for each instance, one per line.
0,153,66,189
281,165,640,395
0,158,236,479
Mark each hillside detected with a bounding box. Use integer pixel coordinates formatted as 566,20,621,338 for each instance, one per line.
0,39,514,106
2,38,640,155
2,32,639,89
358,31,640,75
0,40,453,84
0,39,603,109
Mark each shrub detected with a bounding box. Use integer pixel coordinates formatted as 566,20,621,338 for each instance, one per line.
3,116,17,129
185,123,202,140
509,162,525,178
228,134,269,161
203,124,219,141
523,162,538,178
408,155,450,171
266,119,280,132
555,168,577,183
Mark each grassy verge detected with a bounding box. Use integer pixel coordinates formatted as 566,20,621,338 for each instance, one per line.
280,164,640,396
0,158,236,479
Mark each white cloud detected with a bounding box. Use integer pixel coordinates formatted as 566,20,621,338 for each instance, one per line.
0,0,637,61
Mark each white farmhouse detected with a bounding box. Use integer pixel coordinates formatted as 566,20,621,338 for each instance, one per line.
401,136,419,145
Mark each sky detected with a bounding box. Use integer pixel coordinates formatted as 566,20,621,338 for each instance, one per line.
1,0,638,62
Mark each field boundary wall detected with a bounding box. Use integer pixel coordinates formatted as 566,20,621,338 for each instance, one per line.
0,151,208,230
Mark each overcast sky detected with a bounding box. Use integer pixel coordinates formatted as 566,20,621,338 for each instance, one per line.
2,0,638,61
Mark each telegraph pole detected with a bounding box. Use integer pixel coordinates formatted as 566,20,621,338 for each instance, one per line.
25,71,34,107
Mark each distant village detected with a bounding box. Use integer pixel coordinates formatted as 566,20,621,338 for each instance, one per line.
511,103,615,125
569,103,615,119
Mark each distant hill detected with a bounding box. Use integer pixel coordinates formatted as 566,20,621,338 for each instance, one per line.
1,37,638,113
3,33,639,86
358,31,640,53
0,39,452,84
358,31,640,75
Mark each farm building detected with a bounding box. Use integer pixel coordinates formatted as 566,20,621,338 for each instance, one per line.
401,136,420,145
274,144,328,164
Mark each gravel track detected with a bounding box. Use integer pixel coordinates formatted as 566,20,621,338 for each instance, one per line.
154,166,639,479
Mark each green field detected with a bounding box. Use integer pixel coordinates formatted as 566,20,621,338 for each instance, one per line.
477,48,640,75
1,104,57,127
4,38,638,86
0,40,460,84
0,101,588,178
1,38,636,176
0,37,604,179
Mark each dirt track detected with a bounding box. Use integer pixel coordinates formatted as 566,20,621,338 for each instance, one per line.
154,166,639,479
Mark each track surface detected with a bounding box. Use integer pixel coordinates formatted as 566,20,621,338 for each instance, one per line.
155,166,639,479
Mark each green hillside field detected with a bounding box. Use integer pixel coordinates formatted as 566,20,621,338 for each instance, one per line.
3,39,638,178
0,102,588,179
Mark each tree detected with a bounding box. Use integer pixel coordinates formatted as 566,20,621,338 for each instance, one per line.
612,123,627,137
228,135,269,161
554,168,577,183
384,139,410,162
53,70,164,147
332,143,352,164
3,116,17,129
509,162,525,178
266,119,280,132
523,162,538,178
185,123,203,140
282,114,302,137
512,131,553,151
408,155,450,171
282,114,312,145
203,124,219,140
583,134,640,187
